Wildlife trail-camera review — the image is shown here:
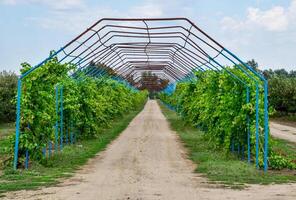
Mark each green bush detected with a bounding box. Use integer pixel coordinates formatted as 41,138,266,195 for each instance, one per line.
269,76,296,114
268,153,296,170
0,71,17,123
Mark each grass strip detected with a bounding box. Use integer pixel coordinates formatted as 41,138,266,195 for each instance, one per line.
159,101,296,188
0,104,144,194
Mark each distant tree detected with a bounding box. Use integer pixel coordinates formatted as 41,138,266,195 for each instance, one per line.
288,70,296,78
269,76,296,114
245,60,295,115
0,71,18,123
137,72,169,93
246,59,259,72
247,59,295,79
262,69,274,79
273,69,289,77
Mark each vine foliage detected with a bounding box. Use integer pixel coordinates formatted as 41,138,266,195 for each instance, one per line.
8,54,148,167
159,68,295,170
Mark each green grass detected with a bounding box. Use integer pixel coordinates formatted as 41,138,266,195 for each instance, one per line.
271,137,296,162
0,123,14,169
159,102,296,188
0,123,14,138
0,105,144,194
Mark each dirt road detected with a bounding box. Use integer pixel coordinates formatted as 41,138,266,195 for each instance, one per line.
270,122,296,143
4,100,296,200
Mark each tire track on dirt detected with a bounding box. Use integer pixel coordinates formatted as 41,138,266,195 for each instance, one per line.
4,100,296,200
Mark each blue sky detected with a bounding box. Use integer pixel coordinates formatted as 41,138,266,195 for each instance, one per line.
0,0,295,73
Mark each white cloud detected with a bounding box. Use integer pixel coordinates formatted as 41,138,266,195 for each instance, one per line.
2,0,197,33
219,0,296,70
221,0,296,32
129,4,163,18
288,0,296,19
26,1,166,32
0,0,85,10
40,0,85,10
28,6,120,32
221,16,245,31
247,6,288,31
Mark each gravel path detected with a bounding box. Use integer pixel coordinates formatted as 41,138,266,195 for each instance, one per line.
270,122,296,143
4,100,296,200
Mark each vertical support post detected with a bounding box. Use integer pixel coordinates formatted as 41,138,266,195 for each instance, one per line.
246,87,251,163
255,85,259,169
25,149,29,169
70,120,73,144
66,121,69,144
13,78,22,170
231,138,234,152
42,147,46,158
60,85,64,150
73,130,76,143
48,141,52,158
55,85,59,151
241,146,245,160
263,80,269,172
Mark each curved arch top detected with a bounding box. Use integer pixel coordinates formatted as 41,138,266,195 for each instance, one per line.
21,17,267,85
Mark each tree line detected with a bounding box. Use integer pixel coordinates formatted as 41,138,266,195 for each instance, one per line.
247,60,296,116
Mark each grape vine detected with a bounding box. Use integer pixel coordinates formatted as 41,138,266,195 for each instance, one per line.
8,54,148,167
159,68,295,170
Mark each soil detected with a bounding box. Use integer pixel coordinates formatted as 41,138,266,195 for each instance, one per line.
270,122,296,143
4,100,296,200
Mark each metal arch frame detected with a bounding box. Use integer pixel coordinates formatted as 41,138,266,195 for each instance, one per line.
13,18,269,172
74,41,215,81
68,38,247,87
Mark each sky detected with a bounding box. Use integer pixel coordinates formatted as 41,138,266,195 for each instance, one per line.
0,0,295,73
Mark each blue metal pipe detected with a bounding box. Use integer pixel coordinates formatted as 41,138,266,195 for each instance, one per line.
263,80,269,171
241,146,245,160
60,85,64,150
70,120,73,144
42,147,46,158
48,142,52,158
231,138,234,153
224,48,270,171
222,48,266,82
75,67,98,81
20,47,65,80
55,85,59,151
208,56,248,86
246,87,251,163
13,78,22,170
220,50,260,84
255,85,259,168
66,122,69,144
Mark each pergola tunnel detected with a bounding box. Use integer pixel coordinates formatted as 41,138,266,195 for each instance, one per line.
13,18,269,171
